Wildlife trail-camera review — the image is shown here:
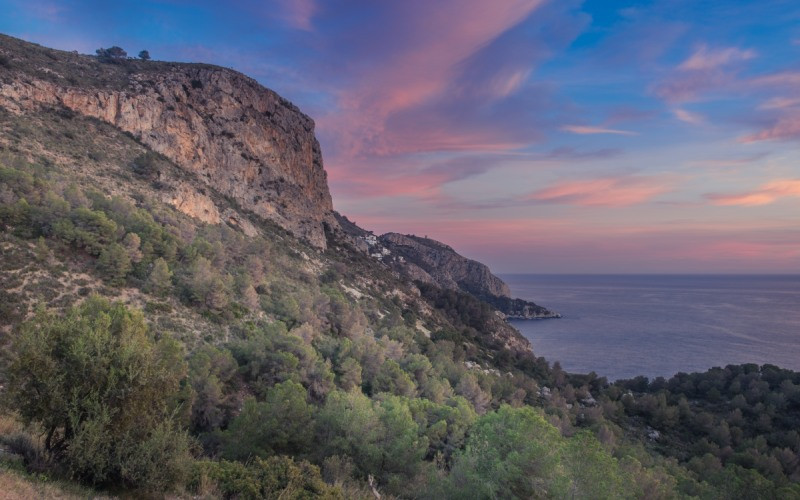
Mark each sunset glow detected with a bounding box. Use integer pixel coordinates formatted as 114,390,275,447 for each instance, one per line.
3,0,798,272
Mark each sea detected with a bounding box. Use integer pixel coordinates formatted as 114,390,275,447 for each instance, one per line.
503,274,800,382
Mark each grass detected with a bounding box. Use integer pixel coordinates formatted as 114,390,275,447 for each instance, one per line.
0,414,104,500
0,469,107,500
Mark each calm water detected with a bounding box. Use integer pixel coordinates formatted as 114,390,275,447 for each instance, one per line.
503,274,800,381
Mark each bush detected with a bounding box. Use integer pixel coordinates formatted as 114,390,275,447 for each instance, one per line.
189,457,342,499
131,152,161,179
2,297,194,489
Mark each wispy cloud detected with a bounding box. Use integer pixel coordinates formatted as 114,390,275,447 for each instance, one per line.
688,153,770,169
654,44,755,103
739,115,800,143
523,176,670,206
678,44,755,71
758,97,800,110
561,125,638,136
673,108,705,124
707,179,800,206
750,71,800,87
278,0,317,31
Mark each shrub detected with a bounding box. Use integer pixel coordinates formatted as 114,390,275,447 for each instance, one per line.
2,297,194,489
131,151,161,179
189,457,342,499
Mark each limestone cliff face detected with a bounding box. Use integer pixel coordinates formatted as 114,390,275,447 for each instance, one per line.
379,233,512,297
0,35,336,248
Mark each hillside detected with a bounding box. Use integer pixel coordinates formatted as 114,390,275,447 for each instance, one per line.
1,34,799,499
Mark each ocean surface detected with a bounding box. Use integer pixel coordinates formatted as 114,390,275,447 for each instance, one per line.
503,274,800,381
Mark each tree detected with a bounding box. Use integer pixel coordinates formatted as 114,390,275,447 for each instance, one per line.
447,405,568,499
316,391,426,487
455,373,491,414
2,297,193,489
122,232,143,263
221,381,314,459
34,236,50,263
138,50,150,61
96,46,127,61
184,256,231,313
564,431,627,499
97,242,132,285
188,346,240,434
145,257,173,296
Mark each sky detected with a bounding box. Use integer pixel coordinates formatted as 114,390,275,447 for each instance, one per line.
2,0,800,273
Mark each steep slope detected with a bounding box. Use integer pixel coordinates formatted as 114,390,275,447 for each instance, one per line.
0,34,336,248
378,232,559,319
380,232,512,297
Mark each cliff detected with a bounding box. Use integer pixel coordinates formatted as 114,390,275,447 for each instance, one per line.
379,232,512,297
378,233,559,319
0,34,336,248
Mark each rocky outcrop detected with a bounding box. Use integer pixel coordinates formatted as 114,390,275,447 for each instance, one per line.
481,295,561,319
0,35,336,248
379,233,512,297
379,232,559,319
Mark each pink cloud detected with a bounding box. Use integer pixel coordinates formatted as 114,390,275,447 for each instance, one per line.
758,97,800,110
653,44,755,103
561,125,638,136
739,115,800,143
750,71,800,87
688,153,769,169
672,108,705,125
323,0,546,158
278,0,317,31
523,177,670,206
678,44,756,71
707,179,800,206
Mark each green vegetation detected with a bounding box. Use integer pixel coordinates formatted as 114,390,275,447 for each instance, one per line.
1,118,799,498
95,46,127,62
4,297,193,490
610,365,800,496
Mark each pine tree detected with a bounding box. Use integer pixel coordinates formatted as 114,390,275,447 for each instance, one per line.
34,236,50,263
97,243,132,285
145,257,173,296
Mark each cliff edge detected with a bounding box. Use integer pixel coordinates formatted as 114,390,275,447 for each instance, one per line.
0,34,336,248
376,232,559,319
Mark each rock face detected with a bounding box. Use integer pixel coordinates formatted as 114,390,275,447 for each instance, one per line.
379,233,512,297
379,233,559,319
0,35,336,248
